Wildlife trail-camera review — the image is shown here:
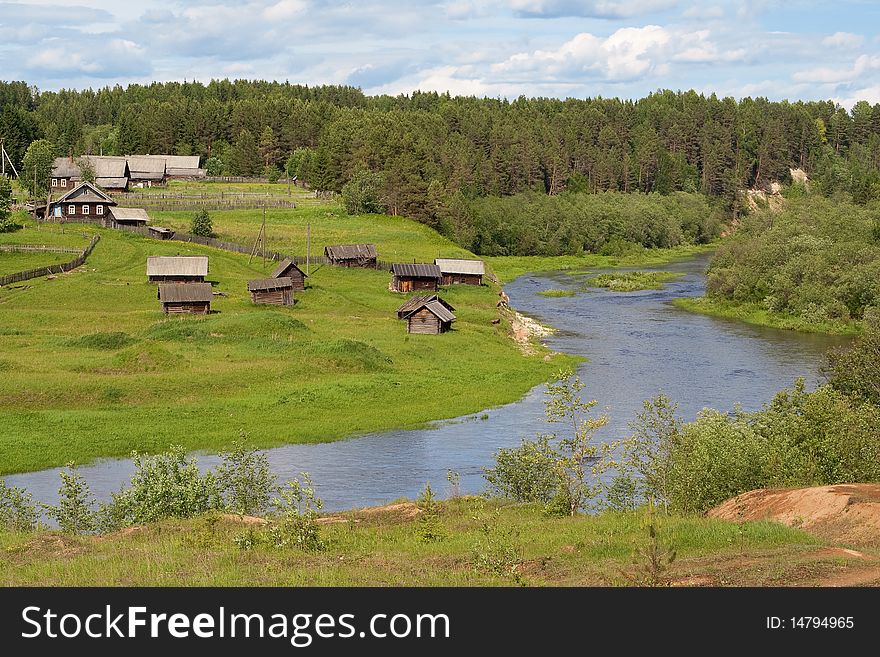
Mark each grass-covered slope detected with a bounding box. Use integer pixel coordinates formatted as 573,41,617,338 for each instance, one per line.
0,214,575,475
0,499,826,587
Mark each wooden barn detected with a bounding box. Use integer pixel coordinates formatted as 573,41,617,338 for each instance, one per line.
146,256,209,283
397,296,456,334
324,243,378,268
48,181,117,221
390,263,442,293
435,258,485,286
247,277,295,306
107,207,150,229
270,258,307,291
148,226,175,240
158,283,212,314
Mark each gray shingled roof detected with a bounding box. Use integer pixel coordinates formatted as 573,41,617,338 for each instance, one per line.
399,297,456,323
324,244,378,260
270,258,307,279
127,156,167,177
396,294,455,318
97,177,129,189
247,277,294,292
55,181,116,204
158,282,213,303
110,207,150,223
435,258,485,276
391,263,441,279
147,256,209,277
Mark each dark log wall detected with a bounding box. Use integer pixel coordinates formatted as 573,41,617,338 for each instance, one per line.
441,273,482,285
407,308,444,334
162,301,210,314
250,288,293,305
149,275,206,283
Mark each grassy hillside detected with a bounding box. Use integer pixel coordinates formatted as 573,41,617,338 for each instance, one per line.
0,498,835,587
0,212,575,475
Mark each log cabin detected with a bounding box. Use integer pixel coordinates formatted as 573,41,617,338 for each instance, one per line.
47,181,117,221
324,243,378,268
158,283,212,314
435,258,485,285
390,263,442,293
247,277,295,305
397,296,456,334
270,258,307,291
146,256,209,283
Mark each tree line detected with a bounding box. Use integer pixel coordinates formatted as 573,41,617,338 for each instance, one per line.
4,79,880,252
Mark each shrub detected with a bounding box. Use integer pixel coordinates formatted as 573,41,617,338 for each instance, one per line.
216,439,276,516
100,446,220,529
268,474,324,551
416,483,444,543
190,209,214,238
47,463,96,534
0,479,38,532
341,169,385,215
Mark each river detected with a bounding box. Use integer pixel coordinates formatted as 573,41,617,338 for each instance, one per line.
5,253,846,512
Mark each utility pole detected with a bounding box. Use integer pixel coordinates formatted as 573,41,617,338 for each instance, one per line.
306,223,311,276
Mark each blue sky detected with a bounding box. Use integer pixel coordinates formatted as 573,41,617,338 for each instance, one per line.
1,0,879,107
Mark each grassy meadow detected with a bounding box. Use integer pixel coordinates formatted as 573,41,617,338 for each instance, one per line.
583,271,685,292
0,498,835,587
0,208,576,475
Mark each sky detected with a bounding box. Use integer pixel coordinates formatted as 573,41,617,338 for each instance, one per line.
1,0,880,107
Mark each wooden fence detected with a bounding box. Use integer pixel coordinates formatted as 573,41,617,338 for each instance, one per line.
0,234,101,286
116,198,298,211
0,245,82,254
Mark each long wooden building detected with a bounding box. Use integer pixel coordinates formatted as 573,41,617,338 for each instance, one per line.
47,181,117,221
146,256,209,283
435,258,485,286
270,258,307,290
158,283,212,314
248,277,295,305
390,263,441,293
324,243,378,268
397,295,456,334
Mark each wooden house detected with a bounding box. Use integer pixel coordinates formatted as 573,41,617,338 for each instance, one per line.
390,263,441,293
146,256,209,283
158,283,212,314
270,258,307,291
248,277,295,305
397,296,456,334
324,243,378,268
48,181,117,221
51,156,130,192
435,258,485,286
107,207,150,229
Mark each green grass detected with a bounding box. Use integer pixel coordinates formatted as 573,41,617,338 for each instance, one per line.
0,499,824,586
0,210,577,475
0,251,78,276
486,243,715,283
536,289,577,298
673,297,862,336
583,271,685,292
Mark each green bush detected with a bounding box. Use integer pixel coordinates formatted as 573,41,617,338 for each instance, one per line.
47,464,96,534
0,479,38,532
216,439,277,516
190,209,215,238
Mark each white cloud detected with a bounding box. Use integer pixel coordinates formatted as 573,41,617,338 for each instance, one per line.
263,0,307,20
821,31,864,49
507,0,679,19
793,54,880,84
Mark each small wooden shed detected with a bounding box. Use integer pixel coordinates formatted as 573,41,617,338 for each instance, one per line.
157,283,212,314
248,277,295,306
397,296,456,334
147,256,209,283
324,244,378,268
270,258,307,291
148,226,175,240
435,258,485,286
390,263,442,293
107,207,150,229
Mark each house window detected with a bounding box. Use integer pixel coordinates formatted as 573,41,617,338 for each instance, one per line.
83,205,89,215
97,205,104,215
61,179,67,187
52,179,58,187
68,205,76,215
